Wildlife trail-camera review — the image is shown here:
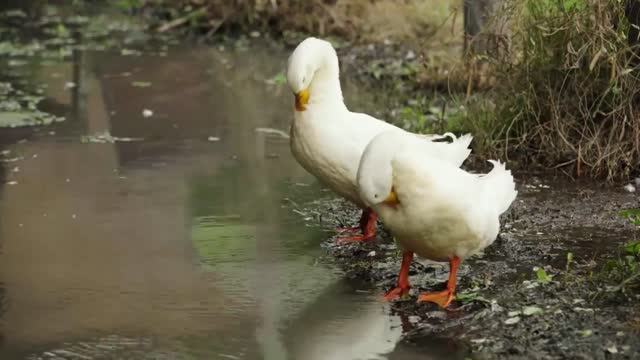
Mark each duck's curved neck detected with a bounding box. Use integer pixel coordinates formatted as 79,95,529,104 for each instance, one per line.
309,49,346,110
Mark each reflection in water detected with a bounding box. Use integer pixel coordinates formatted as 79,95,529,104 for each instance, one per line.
0,43,453,359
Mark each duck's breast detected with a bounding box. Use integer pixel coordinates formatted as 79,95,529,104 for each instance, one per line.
290,112,363,206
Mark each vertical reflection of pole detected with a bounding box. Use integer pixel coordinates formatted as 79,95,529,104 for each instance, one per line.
252,126,287,360
71,49,89,134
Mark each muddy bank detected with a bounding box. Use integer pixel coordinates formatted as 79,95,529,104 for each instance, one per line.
289,176,640,359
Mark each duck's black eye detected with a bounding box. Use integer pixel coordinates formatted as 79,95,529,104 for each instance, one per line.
374,194,378,198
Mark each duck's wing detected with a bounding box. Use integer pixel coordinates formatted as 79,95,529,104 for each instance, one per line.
347,111,473,168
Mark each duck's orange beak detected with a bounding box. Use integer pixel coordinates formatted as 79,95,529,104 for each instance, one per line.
382,187,399,207
294,88,309,111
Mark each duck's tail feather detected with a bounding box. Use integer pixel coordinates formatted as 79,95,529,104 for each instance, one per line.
482,160,517,215
447,133,473,167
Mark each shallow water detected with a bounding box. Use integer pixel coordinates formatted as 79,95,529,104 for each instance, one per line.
0,33,473,359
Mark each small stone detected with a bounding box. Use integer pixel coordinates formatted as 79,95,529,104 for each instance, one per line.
577,329,592,337
607,346,618,354
64,81,76,89
504,316,520,325
207,136,220,142
623,183,636,193
522,306,543,316
405,50,416,60
71,214,77,219
6,180,17,185
142,109,153,118
367,251,376,257
249,31,261,38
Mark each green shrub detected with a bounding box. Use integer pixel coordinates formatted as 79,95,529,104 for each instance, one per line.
460,0,640,179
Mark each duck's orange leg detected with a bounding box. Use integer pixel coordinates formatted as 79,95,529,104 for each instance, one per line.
383,251,413,300
417,256,460,308
337,208,376,242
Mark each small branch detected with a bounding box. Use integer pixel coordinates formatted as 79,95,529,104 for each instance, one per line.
157,7,208,33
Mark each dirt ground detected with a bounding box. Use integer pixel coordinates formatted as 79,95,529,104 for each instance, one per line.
290,174,640,359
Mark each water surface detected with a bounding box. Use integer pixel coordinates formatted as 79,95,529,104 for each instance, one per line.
0,40,458,360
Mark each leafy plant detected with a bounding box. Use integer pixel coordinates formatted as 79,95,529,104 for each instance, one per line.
619,209,640,226
535,266,553,283
458,0,640,179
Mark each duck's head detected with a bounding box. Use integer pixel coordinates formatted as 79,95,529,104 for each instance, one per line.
287,37,340,112
357,131,402,209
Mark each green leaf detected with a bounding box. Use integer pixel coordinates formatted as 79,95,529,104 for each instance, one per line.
267,72,287,86
624,240,640,256
618,209,640,226
535,267,553,283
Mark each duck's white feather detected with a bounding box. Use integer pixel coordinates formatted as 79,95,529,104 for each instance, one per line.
288,37,473,208
362,136,517,261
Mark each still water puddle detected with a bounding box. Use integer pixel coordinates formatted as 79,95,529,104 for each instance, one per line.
0,41,458,359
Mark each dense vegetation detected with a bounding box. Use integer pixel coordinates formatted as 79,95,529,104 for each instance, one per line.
462,0,640,179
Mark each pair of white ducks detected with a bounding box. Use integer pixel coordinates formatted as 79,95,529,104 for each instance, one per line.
287,37,517,308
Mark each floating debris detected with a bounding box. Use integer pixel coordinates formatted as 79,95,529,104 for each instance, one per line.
207,136,220,142
255,127,289,139
142,109,153,118
64,81,76,89
131,81,152,88
80,131,143,144
121,48,142,56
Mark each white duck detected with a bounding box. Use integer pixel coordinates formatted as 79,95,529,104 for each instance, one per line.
286,37,473,241
357,130,517,307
